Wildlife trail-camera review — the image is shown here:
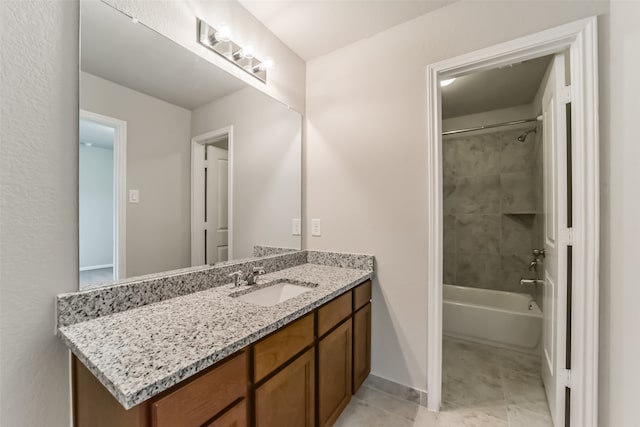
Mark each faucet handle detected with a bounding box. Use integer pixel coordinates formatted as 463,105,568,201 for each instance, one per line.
532,249,546,258
229,271,246,287
253,266,266,275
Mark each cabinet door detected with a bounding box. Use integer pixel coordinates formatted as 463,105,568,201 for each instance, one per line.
353,303,371,393
205,400,247,427
318,318,353,427
255,348,315,427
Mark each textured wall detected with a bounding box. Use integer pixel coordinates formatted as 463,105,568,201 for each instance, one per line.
306,0,608,396
0,1,78,426
442,127,543,294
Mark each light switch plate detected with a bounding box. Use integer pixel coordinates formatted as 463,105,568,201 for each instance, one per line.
311,219,321,237
129,189,140,204
292,219,301,236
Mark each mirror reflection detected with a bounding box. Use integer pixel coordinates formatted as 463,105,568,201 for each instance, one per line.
79,1,301,289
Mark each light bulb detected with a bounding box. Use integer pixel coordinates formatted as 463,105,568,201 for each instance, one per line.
215,25,232,43
440,78,456,87
259,58,274,71
241,45,255,59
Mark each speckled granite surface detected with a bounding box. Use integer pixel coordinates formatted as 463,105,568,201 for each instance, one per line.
307,250,375,271
57,251,307,327
57,250,373,327
58,263,373,409
253,245,299,257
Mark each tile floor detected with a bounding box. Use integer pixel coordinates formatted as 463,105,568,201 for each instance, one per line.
335,338,553,427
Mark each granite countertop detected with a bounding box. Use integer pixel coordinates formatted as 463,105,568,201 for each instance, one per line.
58,263,372,409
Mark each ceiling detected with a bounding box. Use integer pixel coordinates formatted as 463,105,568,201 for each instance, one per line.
442,55,553,119
80,119,115,149
81,1,246,110
238,0,454,61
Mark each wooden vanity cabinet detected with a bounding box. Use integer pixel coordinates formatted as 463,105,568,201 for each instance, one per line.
151,351,247,427
318,319,353,427
255,348,315,427
73,280,372,427
204,400,247,427
352,302,371,393
352,280,372,394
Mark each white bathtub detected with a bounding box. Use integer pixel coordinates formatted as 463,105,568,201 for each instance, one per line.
443,284,542,354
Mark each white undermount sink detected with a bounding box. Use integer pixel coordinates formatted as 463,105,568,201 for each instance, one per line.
233,282,314,307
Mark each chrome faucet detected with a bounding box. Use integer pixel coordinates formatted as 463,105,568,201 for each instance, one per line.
521,249,546,286
246,266,266,286
229,271,246,287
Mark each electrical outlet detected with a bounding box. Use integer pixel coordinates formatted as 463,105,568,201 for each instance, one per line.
129,189,140,203
292,219,301,236
311,219,321,237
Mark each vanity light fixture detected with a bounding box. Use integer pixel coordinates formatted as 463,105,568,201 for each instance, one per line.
440,78,456,87
197,19,271,83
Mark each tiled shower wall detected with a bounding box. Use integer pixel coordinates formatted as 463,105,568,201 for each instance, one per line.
443,127,543,294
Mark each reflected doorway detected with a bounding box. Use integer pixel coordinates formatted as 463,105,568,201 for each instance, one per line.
79,110,126,288
191,127,233,265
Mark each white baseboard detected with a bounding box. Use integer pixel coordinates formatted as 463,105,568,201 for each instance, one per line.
79,264,113,272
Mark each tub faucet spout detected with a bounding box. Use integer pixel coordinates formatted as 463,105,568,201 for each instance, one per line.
520,278,544,286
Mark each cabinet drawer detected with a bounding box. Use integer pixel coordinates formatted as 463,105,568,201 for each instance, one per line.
151,351,247,427
318,292,352,337
254,314,314,382
353,280,372,311
204,400,247,427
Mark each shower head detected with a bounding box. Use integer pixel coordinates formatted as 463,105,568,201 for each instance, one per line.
517,128,537,143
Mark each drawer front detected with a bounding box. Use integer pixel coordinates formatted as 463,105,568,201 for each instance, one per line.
254,314,314,382
318,292,352,337
204,400,247,427
353,280,372,311
152,352,247,427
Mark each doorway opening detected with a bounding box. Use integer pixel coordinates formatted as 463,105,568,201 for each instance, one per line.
78,110,127,288
426,18,599,427
191,127,233,265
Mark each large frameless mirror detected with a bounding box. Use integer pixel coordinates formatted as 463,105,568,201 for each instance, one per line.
79,0,301,289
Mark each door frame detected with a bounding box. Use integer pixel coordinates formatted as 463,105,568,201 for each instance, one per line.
79,109,127,280
191,126,234,265
425,17,599,427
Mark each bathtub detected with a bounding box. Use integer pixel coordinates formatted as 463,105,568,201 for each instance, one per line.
443,284,542,354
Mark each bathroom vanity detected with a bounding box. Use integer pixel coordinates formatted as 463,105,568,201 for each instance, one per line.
57,251,373,427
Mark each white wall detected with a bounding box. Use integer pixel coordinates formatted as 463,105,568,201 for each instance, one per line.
0,0,304,423
81,72,192,278
79,144,114,268
191,88,302,258
598,1,640,425
103,0,306,113
305,0,612,407
0,1,78,426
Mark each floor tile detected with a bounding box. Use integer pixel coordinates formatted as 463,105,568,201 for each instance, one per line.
354,386,421,421
337,338,552,427
335,399,414,427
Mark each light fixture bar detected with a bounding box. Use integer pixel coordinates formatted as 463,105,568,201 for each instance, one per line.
197,19,268,83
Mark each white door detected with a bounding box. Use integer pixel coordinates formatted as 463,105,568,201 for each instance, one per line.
541,53,569,426
206,145,229,263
